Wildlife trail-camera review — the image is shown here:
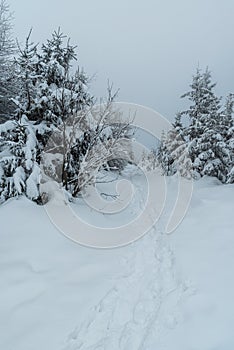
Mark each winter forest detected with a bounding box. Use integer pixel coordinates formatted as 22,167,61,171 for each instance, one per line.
0,0,233,206
1,1,234,349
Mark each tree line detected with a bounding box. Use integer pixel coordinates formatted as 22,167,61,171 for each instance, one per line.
157,68,234,183
0,1,132,204
0,0,233,206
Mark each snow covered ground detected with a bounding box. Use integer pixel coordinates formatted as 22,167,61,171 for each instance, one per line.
0,174,234,350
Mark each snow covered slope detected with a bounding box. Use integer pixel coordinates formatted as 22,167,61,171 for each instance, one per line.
0,176,234,350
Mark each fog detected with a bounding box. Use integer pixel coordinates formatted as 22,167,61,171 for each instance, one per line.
8,0,234,120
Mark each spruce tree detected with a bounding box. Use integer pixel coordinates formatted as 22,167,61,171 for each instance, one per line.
0,116,41,202
157,130,176,176
1,29,93,203
180,67,229,181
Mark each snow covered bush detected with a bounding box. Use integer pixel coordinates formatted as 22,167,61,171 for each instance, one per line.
42,94,134,197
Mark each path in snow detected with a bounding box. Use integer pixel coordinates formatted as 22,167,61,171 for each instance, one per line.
63,228,194,350
3,175,233,349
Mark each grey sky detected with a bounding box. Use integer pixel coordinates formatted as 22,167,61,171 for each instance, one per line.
8,0,234,119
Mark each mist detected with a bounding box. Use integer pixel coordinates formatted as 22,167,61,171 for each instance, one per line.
9,0,234,119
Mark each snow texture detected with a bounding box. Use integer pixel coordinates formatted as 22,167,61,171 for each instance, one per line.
0,175,234,350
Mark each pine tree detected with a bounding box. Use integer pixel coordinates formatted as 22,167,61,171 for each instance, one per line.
139,148,158,172
157,130,176,176
0,28,134,203
14,29,92,132
37,29,92,126
0,29,93,203
222,94,234,132
173,112,183,130
14,30,41,121
180,67,230,182
157,109,192,178
0,115,41,202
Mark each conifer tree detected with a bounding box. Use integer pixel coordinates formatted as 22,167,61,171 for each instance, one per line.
0,116,41,202
157,130,176,176
180,67,230,181
1,29,93,203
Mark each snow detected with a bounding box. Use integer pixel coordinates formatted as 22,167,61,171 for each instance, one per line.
0,120,16,134
0,175,234,350
26,164,40,199
12,165,25,194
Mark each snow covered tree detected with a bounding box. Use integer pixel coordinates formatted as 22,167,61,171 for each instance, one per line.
157,125,192,179
181,68,222,140
36,29,92,126
157,68,233,183
180,67,230,182
0,116,42,203
173,112,183,130
0,27,135,204
157,130,176,176
140,148,158,172
0,28,94,203
0,0,17,121
222,94,234,132
14,31,41,121
14,29,92,135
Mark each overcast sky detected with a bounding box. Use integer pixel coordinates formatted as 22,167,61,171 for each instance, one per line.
8,0,234,120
